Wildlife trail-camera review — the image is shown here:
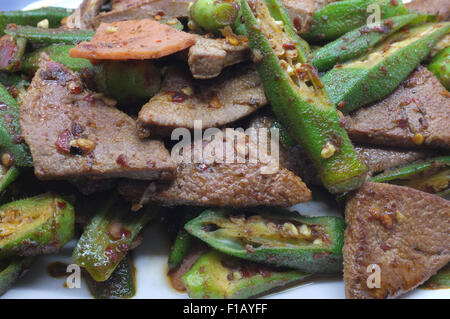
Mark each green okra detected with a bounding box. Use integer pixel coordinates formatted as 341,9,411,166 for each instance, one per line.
73,198,157,282
422,264,450,289
304,0,408,41
323,22,450,113
0,7,73,35
312,14,421,72
239,0,367,193
0,256,35,296
22,44,162,105
168,228,193,270
0,35,26,72
428,47,450,90
0,193,74,258
84,256,136,299
0,83,33,167
185,208,345,273
0,165,20,193
5,25,95,45
370,156,450,195
183,250,311,299
190,0,240,34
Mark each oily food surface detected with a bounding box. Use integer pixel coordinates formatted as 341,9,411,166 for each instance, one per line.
19,54,175,181
344,182,450,299
70,19,196,60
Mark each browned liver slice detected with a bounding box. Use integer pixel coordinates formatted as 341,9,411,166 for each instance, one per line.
137,63,266,138
118,129,311,208
406,0,450,21
344,182,450,299
345,66,450,149
20,54,175,181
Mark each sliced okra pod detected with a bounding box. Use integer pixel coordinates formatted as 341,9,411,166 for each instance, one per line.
84,256,136,299
22,44,162,105
0,193,74,258
304,0,408,41
0,164,20,193
0,35,26,72
0,257,35,296
0,83,32,167
428,47,449,90
323,22,450,113
5,25,95,45
73,198,157,281
312,14,421,72
189,0,240,34
0,7,73,35
370,156,450,195
183,250,311,299
422,264,450,290
239,0,367,193
185,208,345,273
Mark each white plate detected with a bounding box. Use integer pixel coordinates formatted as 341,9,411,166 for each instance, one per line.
3,0,448,299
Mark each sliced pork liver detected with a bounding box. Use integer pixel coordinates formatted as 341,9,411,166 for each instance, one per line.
187,36,250,79
137,63,266,137
406,0,450,21
95,0,192,26
344,182,450,299
118,129,311,207
20,54,175,181
345,66,450,149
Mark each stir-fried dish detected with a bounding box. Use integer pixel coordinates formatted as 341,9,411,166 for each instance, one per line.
0,0,448,299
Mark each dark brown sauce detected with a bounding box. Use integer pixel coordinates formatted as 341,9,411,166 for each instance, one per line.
46,261,69,278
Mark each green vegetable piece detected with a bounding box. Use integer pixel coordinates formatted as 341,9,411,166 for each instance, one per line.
428,47,450,90
22,44,162,105
5,25,95,45
0,35,26,72
0,7,73,35
85,256,136,299
0,193,74,258
312,14,421,71
422,264,450,289
190,0,240,33
185,208,345,273
73,198,157,281
0,165,20,193
370,156,450,195
323,22,450,113
239,0,367,193
304,0,408,41
183,250,311,299
168,228,193,270
0,256,35,296
0,83,33,167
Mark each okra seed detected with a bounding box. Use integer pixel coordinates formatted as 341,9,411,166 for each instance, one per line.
321,142,336,158
313,238,323,245
108,222,124,240
411,133,424,145
282,222,298,237
1,153,14,168
37,19,49,29
299,224,311,237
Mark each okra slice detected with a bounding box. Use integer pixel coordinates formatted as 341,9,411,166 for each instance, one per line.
323,22,450,113
312,14,421,72
22,44,162,105
0,35,26,72
0,256,35,296
304,0,408,41
239,0,367,193
0,7,73,35
5,25,95,45
185,208,345,273
0,164,20,193
0,193,74,258
370,156,450,195
183,250,311,299
422,264,450,290
84,256,136,299
189,0,240,34
428,47,449,90
0,83,32,167
73,198,157,281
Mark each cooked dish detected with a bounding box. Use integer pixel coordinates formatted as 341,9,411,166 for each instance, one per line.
0,0,448,299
